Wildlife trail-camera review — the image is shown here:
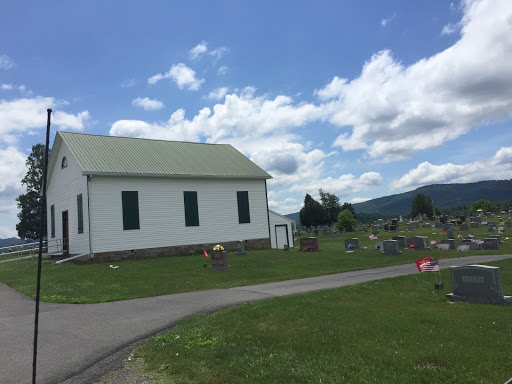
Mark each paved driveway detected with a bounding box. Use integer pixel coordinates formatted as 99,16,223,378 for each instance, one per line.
1,254,511,384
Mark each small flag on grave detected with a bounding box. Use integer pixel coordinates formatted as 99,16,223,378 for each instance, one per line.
415,257,440,272
203,250,209,258
369,234,377,240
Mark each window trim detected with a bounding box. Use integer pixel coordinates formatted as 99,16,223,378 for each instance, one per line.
61,156,67,169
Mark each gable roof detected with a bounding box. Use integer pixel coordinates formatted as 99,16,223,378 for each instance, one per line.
50,131,272,179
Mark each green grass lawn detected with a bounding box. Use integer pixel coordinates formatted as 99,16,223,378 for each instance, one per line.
0,226,510,303
134,258,512,384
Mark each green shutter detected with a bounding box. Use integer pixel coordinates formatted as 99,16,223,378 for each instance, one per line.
122,191,140,230
51,204,55,238
184,191,199,226
237,191,251,224
77,194,84,234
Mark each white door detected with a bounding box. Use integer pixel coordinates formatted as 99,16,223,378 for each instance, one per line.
275,225,289,249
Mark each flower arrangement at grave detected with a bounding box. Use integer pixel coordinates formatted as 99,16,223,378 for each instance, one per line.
213,244,224,251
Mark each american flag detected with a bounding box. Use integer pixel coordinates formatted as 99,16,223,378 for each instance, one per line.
369,234,377,240
419,259,440,272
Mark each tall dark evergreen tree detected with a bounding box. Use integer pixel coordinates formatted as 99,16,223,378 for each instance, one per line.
16,144,48,240
299,194,325,227
410,193,434,218
319,189,341,225
340,202,357,219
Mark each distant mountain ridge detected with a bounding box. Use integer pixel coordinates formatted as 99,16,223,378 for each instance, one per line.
283,179,512,223
352,180,512,215
0,237,28,249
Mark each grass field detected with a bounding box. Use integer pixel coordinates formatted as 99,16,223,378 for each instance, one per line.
133,257,512,384
0,226,509,303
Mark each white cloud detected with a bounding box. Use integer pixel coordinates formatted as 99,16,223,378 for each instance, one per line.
207,87,228,101
316,0,512,161
288,172,382,197
1,84,31,95
189,41,208,60
1,84,14,90
0,54,15,70
441,23,459,35
217,65,229,76
391,146,512,192
0,146,26,193
132,97,164,111
148,63,205,91
0,146,28,238
189,41,229,61
350,197,372,204
0,97,89,143
121,79,136,88
381,12,396,27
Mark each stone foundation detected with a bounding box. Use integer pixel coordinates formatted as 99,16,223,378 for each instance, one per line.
86,238,271,262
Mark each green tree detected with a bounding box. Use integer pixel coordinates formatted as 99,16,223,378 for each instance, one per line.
16,144,48,240
341,202,357,219
410,193,434,218
299,194,325,227
319,189,341,225
336,209,357,232
468,199,497,214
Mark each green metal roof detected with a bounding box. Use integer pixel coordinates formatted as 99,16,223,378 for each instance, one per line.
56,131,272,179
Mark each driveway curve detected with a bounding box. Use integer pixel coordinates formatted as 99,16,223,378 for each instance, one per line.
1,254,511,384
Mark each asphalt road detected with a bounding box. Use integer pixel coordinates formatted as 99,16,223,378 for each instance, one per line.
1,254,511,384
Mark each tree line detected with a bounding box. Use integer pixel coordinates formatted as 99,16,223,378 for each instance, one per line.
299,190,357,232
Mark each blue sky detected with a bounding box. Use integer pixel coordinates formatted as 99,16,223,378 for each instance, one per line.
1,0,512,238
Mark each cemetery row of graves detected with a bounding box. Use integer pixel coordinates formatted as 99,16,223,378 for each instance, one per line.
296,211,512,255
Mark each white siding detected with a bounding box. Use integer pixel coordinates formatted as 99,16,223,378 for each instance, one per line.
46,142,90,254
89,176,270,253
269,210,294,249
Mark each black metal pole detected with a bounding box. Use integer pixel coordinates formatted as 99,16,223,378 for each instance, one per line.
32,109,51,384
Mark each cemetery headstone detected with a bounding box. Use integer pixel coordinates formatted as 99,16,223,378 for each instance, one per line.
383,240,401,255
210,251,232,270
434,222,443,228
446,265,512,304
374,241,384,250
470,222,480,228
236,240,247,255
345,238,360,250
372,226,379,235
459,223,469,230
299,237,320,252
446,229,455,239
441,239,456,250
488,235,501,243
483,238,499,250
392,236,407,249
389,224,397,232
406,236,430,250
506,221,511,227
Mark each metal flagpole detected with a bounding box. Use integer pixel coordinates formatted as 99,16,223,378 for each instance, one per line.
32,109,52,384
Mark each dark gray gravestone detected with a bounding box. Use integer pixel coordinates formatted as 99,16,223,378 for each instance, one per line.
236,240,247,255
446,229,455,239
392,236,407,249
446,265,512,304
374,241,383,250
506,221,511,227
383,240,401,255
406,236,430,250
372,226,379,235
470,222,480,228
483,238,499,250
434,222,443,228
441,239,456,250
345,238,360,249
488,235,501,243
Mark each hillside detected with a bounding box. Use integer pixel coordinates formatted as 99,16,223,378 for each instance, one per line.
284,179,512,223
0,237,28,248
352,180,512,215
